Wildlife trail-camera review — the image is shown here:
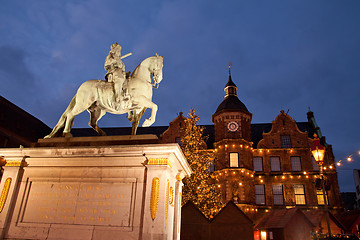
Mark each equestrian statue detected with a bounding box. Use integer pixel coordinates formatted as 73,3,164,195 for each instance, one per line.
45,43,163,138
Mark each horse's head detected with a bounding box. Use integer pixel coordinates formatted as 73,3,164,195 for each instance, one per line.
149,53,164,88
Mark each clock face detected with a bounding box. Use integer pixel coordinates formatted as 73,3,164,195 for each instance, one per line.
227,121,239,132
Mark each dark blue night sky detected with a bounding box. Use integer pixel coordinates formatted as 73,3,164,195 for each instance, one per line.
0,0,359,191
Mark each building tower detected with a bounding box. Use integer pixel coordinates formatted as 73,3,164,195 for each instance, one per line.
212,67,256,206
212,67,253,170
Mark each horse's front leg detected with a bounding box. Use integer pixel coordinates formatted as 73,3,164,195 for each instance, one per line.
133,96,158,127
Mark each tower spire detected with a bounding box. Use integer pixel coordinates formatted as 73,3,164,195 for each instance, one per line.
225,62,237,97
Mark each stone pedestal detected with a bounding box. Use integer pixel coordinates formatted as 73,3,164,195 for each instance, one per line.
0,136,191,240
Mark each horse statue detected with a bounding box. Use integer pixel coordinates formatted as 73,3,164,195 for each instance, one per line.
44,53,163,138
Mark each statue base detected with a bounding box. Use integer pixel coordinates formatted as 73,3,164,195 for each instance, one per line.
33,134,159,147
0,137,191,240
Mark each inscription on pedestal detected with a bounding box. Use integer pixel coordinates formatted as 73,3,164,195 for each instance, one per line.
21,181,135,227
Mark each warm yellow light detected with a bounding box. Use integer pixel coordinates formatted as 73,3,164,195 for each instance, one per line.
240,145,243,148
259,176,262,179
219,173,222,176
260,180,263,183
246,145,249,149
232,144,235,147
219,146,222,149
251,174,254,177
215,149,218,152
290,176,293,179
217,184,221,188
329,166,333,169
232,171,235,174
323,167,327,170
260,149,263,153
225,144,228,148
312,148,325,164
303,171,307,175
347,157,352,162
239,182,242,186
282,176,285,179
261,231,267,240
306,175,309,178
337,162,341,166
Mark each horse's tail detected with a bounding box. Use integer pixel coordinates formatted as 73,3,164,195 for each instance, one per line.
44,95,77,138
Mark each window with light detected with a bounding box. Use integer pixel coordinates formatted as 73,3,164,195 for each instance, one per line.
294,184,306,205
317,189,328,205
229,152,239,168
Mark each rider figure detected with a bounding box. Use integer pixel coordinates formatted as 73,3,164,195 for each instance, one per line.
104,43,130,109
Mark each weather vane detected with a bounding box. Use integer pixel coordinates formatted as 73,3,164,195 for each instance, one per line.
228,62,232,74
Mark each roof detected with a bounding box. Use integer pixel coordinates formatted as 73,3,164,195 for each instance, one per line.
256,208,314,229
211,201,253,224
213,73,250,116
68,121,314,149
0,95,51,145
225,74,237,88
214,95,249,115
337,210,360,230
304,209,345,230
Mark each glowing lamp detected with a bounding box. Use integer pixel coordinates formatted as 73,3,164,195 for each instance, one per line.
311,135,325,166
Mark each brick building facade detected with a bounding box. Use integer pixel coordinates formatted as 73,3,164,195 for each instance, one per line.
161,72,343,220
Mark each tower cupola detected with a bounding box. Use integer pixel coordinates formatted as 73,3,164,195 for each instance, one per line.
212,66,252,142
224,70,237,97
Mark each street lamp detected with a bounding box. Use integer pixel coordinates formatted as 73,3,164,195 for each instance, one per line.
311,134,331,238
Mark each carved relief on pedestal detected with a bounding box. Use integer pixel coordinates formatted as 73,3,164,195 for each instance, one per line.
0,178,11,213
150,177,160,220
166,179,169,229
169,187,174,207
148,158,172,168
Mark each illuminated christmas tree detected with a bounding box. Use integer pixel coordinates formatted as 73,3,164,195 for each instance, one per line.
181,109,224,219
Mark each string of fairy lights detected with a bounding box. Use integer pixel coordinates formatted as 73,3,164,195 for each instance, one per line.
336,150,360,168
213,143,360,174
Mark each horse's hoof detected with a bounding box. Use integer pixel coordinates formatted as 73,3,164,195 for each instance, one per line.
63,132,73,138
44,135,51,139
142,119,153,127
